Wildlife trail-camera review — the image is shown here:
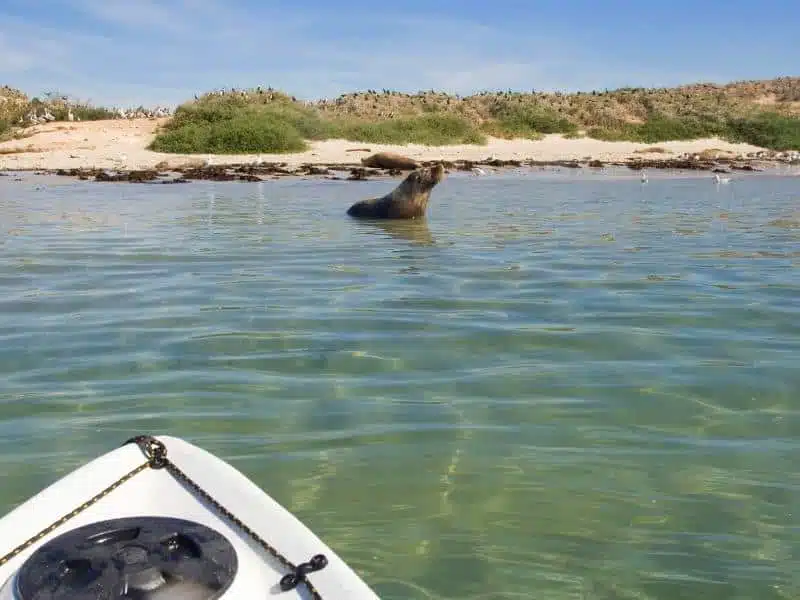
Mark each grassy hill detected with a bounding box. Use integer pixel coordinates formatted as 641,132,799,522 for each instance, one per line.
4,77,800,152
149,77,800,154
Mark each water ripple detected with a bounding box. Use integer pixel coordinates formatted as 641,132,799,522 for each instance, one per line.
1,173,798,599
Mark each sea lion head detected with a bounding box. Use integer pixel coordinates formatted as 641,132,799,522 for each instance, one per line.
418,162,446,187
390,163,446,218
399,162,445,195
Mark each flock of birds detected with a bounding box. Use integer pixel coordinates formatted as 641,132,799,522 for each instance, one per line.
21,108,59,125
195,87,296,103
744,149,800,164
20,104,173,126
113,106,173,119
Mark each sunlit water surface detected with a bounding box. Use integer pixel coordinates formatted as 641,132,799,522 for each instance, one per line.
1,170,798,599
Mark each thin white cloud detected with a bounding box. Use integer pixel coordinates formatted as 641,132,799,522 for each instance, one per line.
0,36,38,73
0,29,74,74
70,0,182,29
0,3,726,108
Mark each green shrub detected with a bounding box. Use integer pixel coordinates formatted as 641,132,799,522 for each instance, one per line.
726,113,800,150
635,115,722,142
486,104,577,138
586,126,635,142
588,114,724,143
149,112,308,154
150,98,487,153
331,113,486,145
48,105,116,121
149,94,330,153
586,111,800,150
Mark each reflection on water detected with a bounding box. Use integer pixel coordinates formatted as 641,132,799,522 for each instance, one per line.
1,171,798,599
353,219,436,246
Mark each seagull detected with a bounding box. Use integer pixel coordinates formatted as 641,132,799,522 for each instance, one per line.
640,170,648,184
714,173,731,185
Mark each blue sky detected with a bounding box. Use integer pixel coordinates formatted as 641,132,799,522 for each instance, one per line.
0,0,797,108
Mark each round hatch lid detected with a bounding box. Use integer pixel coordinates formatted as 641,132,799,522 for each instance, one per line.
15,516,237,600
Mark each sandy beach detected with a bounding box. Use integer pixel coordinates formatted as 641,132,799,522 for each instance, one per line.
0,118,776,173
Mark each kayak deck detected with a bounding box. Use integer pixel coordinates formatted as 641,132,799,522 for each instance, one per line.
0,435,379,599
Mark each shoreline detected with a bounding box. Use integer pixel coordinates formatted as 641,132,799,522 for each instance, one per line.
1,118,798,183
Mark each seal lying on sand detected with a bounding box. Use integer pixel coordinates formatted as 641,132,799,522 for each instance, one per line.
346,163,446,220
360,151,420,170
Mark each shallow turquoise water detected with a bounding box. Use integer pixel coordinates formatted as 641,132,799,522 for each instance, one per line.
0,170,798,599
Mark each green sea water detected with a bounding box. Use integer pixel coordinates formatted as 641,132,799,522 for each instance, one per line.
0,169,798,599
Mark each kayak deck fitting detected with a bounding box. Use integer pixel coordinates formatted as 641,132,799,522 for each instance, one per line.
0,435,380,599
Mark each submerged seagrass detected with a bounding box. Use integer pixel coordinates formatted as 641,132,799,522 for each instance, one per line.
0,170,797,600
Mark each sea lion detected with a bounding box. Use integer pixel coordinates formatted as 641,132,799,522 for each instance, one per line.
346,163,445,220
361,151,420,170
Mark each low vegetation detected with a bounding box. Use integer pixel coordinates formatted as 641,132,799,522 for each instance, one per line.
148,91,487,153
4,77,800,152
481,103,578,139
585,112,800,150
148,77,800,154
0,87,115,141
726,113,800,150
